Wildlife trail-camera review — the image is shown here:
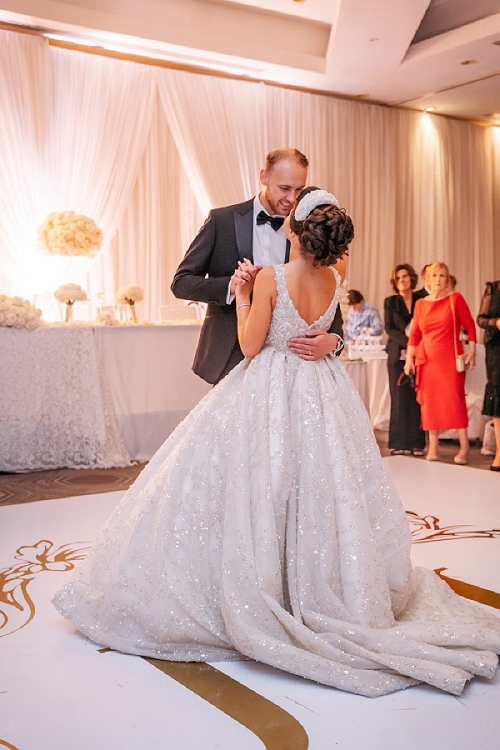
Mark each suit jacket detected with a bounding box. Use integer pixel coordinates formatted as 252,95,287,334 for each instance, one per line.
171,198,344,383
384,293,419,367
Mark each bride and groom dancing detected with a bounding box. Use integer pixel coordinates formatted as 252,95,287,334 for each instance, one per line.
54,150,500,697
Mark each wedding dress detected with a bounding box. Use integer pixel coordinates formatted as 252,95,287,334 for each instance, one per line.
54,265,500,697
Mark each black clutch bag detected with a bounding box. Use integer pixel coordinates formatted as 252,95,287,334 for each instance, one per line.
397,372,415,390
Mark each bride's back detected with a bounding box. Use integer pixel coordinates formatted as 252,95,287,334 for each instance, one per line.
284,258,344,326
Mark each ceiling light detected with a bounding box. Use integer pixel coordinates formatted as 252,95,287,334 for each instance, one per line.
425,107,436,112
460,60,477,65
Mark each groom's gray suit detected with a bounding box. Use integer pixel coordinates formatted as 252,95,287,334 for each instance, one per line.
171,198,344,384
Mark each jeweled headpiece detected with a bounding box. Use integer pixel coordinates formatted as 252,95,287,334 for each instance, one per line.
294,189,340,222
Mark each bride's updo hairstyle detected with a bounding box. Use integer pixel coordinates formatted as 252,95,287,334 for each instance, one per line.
290,186,354,266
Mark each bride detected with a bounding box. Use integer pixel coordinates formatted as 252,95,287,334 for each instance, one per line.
54,188,500,698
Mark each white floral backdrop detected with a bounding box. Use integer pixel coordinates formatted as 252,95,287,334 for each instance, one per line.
0,29,499,322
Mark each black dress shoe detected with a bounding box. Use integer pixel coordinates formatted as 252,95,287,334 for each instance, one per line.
490,465,500,472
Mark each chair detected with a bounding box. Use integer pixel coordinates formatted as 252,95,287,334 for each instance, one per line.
159,304,199,321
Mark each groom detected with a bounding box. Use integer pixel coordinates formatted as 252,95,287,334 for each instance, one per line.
171,148,344,384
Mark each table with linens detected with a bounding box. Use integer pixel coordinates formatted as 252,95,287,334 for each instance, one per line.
344,350,391,430
0,324,210,472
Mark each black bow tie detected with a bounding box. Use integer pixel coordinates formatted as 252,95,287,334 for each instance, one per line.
257,210,284,231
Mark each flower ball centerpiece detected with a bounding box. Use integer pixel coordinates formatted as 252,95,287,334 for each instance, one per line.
37,211,103,258
116,286,144,324
0,295,42,331
54,283,87,323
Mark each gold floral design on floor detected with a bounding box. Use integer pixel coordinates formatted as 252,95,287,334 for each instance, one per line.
407,511,500,543
0,540,90,638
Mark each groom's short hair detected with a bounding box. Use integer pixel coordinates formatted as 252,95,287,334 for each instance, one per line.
264,148,309,172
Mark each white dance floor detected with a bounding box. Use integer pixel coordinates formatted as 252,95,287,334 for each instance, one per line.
1,458,499,750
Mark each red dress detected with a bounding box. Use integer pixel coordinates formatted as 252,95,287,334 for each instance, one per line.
408,293,476,431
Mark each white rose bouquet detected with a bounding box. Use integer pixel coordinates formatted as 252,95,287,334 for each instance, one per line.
37,211,103,258
116,286,144,324
0,294,42,331
54,284,87,323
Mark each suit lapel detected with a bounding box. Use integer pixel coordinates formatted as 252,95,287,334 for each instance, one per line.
234,202,254,263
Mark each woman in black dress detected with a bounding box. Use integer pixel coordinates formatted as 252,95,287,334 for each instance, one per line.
477,280,500,471
384,264,426,455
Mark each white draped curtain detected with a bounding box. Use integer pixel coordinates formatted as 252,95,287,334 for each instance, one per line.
0,32,156,314
0,29,499,323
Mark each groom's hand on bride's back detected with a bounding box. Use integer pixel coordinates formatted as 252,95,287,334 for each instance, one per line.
288,329,340,360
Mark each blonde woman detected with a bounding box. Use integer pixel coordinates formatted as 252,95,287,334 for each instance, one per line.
404,262,476,464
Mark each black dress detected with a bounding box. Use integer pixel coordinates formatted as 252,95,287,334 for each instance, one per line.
477,281,500,417
384,293,426,451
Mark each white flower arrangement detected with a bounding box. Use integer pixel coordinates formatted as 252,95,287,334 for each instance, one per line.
0,294,42,331
116,286,144,305
54,284,87,323
54,284,87,304
95,311,121,326
37,211,103,258
116,286,144,324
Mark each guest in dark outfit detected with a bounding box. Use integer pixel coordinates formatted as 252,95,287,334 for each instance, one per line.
477,280,500,471
414,264,430,300
384,264,426,456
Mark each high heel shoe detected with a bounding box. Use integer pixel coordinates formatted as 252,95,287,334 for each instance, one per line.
454,455,468,465
425,454,439,461
490,465,500,472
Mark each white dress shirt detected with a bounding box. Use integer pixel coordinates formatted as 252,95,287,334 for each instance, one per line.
226,195,287,304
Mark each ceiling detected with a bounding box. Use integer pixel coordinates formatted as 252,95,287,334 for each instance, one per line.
1,0,500,124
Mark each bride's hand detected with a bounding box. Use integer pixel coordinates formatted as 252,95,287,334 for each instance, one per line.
231,259,262,296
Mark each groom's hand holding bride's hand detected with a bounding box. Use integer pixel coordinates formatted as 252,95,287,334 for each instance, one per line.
288,330,340,360
230,258,262,296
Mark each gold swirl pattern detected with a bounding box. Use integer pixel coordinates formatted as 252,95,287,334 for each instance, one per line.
0,540,90,638
407,511,500,543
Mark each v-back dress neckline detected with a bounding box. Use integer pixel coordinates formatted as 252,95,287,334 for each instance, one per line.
279,264,341,329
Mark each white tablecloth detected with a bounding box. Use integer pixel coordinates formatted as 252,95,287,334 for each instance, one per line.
345,353,391,430
0,324,210,471
0,327,130,472
94,325,210,461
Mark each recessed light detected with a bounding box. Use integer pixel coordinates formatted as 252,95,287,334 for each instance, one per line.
460,60,477,65
369,38,379,42
425,107,436,112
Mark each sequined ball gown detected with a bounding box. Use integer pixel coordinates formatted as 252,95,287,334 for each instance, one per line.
54,265,500,697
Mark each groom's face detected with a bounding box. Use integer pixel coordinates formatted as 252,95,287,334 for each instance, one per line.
260,160,307,217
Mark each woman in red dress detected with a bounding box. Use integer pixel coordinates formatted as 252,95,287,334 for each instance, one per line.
404,263,476,464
